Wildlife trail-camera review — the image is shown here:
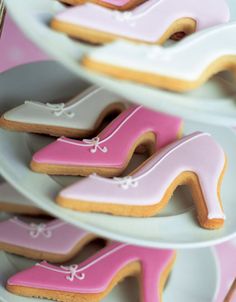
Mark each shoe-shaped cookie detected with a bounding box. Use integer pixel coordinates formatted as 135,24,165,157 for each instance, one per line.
60,0,146,11
51,0,229,45
30,105,182,177
83,22,236,92
0,86,127,138
0,217,99,263
0,182,46,216
57,132,226,230
7,242,176,302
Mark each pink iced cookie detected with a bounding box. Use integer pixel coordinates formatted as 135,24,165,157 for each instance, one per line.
57,132,226,230
0,217,99,263
31,105,182,177
7,242,176,302
51,0,230,44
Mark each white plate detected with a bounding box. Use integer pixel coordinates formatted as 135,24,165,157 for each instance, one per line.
4,0,236,127
0,214,219,302
0,182,37,209
0,61,236,249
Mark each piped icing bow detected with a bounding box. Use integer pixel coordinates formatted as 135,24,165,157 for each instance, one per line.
114,176,138,189
36,263,85,282
10,217,66,239
24,101,75,118
28,223,52,238
82,137,108,153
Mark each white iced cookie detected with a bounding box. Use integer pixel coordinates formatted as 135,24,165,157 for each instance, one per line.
83,22,236,92
0,86,127,137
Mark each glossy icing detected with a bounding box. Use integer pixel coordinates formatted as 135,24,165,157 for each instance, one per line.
99,0,132,6
54,0,229,43
7,242,175,302
59,132,225,220
3,86,127,129
32,105,182,168
86,22,236,81
0,217,90,254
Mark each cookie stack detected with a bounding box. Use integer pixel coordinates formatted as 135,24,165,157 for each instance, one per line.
0,0,235,300
48,0,233,92
0,205,176,301
0,84,226,229
0,81,230,300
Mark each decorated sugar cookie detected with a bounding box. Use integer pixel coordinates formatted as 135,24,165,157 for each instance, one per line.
0,86,127,138
7,242,176,302
51,0,229,45
0,217,98,262
57,132,226,230
83,22,236,92
30,106,182,177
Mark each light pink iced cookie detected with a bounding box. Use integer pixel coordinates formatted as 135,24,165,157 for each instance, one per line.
51,0,230,44
0,217,99,263
57,132,226,230
30,105,182,177
7,242,176,302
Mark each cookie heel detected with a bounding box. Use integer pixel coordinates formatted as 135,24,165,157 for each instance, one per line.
189,157,227,230
140,252,176,302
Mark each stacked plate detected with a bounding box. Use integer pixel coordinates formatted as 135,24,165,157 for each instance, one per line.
0,0,236,300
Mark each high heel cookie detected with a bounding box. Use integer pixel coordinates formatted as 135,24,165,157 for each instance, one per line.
30,106,182,177
83,22,236,92
7,242,176,302
51,0,229,45
0,86,127,138
0,217,98,263
57,132,226,229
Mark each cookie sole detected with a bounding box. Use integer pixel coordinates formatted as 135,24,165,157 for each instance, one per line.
82,55,236,92
50,17,196,45
0,202,46,216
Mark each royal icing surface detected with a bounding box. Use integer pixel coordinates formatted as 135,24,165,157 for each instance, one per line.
59,132,225,220
99,0,133,6
3,86,126,129
7,242,175,302
86,22,236,81
54,0,229,43
0,218,90,254
32,106,182,168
